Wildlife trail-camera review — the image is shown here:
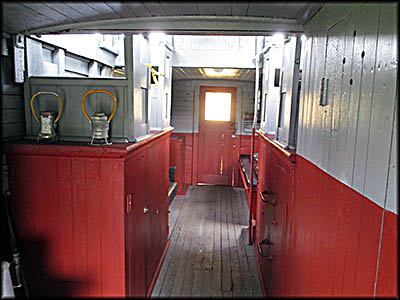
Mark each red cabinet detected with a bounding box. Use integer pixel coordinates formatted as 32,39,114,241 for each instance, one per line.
3,129,172,297
255,130,296,297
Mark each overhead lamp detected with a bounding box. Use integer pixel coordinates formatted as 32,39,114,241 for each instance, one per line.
203,68,238,77
271,33,285,45
149,32,166,40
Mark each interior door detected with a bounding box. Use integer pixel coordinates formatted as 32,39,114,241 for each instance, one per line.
198,86,236,185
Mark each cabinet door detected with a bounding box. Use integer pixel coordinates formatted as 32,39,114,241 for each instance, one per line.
144,145,158,292
126,151,147,297
144,138,169,294
256,144,295,297
268,155,294,296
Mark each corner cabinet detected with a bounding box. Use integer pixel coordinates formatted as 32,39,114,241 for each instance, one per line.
3,128,172,297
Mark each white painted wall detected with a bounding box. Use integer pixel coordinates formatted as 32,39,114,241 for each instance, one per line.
297,3,398,214
172,35,257,68
171,79,255,134
149,33,173,131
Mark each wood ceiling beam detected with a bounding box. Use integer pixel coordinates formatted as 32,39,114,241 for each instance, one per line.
24,16,304,35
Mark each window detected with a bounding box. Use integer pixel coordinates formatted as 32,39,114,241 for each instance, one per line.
26,34,125,78
204,92,231,121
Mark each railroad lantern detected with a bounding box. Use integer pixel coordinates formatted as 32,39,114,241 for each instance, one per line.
81,89,117,145
29,91,63,142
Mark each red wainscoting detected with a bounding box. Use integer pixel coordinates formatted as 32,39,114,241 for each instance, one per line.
376,209,398,297
169,133,198,190
254,130,398,298
254,131,296,297
4,129,172,298
170,132,259,190
169,136,186,195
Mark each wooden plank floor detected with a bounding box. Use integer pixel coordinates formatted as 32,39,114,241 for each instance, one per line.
151,185,263,298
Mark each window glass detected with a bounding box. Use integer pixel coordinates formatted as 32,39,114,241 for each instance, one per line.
205,92,231,121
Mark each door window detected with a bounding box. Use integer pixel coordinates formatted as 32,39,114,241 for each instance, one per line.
204,92,231,121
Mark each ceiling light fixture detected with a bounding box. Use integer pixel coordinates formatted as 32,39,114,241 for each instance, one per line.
271,33,285,46
203,68,238,77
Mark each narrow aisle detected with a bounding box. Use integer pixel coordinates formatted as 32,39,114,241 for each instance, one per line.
151,185,263,297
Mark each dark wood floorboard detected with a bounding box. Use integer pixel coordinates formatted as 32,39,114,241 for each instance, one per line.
151,185,263,298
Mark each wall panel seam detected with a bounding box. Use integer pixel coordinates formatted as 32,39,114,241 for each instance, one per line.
374,74,398,295
361,4,381,195
350,6,367,187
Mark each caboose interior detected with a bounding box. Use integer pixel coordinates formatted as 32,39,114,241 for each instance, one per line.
1,2,397,298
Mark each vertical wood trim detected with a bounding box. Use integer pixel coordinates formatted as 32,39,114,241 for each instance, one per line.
71,157,89,296
327,8,356,178
43,156,60,279
352,4,380,192
363,3,397,205
384,95,398,214
56,157,75,288
85,158,102,296
300,32,315,157
309,13,328,166
342,5,367,183
100,159,125,296
322,18,346,171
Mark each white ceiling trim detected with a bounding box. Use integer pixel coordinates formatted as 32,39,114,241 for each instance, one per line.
25,16,304,35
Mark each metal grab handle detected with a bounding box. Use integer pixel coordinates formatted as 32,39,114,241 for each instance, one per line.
30,91,63,123
257,238,274,258
259,190,276,206
81,90,117,123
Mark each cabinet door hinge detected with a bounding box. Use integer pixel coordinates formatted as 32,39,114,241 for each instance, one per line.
126,194,133,213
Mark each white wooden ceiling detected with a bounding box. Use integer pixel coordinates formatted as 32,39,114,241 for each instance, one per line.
1,2,324,35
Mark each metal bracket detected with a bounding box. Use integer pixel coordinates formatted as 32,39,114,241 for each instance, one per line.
257,238,274,258
319,77,329,106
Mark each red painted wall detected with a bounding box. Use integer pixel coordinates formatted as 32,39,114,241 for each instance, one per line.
376,210,398,297
255,132,398,297
169,133,197,189
170,132,259,190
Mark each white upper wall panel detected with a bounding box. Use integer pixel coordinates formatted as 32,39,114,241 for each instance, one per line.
297,3,398,213
172,35,257,68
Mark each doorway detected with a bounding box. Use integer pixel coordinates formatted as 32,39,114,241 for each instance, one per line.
197,86,237,185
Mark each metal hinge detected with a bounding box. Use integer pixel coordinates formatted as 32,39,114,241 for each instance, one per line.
126,194,133,213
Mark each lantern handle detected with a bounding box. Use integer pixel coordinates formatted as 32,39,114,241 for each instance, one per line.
30,91,63,123
81,90,117,123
